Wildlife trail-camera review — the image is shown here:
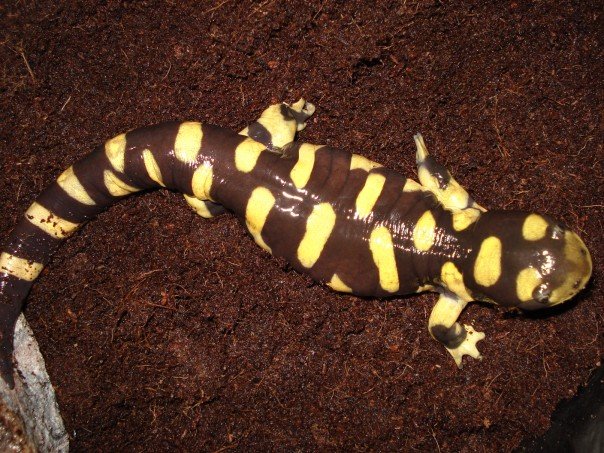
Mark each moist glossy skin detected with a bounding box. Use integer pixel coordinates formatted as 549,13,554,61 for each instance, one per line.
0,99,593,388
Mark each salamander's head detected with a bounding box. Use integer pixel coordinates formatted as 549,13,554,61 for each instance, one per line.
464,211,592,310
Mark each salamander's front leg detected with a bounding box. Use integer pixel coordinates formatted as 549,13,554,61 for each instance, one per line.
240,98,316,149
429,292,485,367
414,134,485,211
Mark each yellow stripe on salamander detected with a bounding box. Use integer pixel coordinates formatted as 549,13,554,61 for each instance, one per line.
327,273,352,293
412,211,436,252
297,203,336,268
440,261,473,302
191,162,214,201
184,195,214,218
0,252,44,282
516,267,542,302
235,138,266,173
105,133,127,173
103,170,140,197
403,179,423,192
355,173,386,219
369,225,399,293
522,214,548,241
142,149,165,187
56,166,96,205
25,202,80,239
474,236,502,287
290,143,322,189
174,122,203,164
245,187,275,253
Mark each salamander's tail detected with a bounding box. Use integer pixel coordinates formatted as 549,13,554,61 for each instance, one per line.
0,123,188,388
0,292,21,389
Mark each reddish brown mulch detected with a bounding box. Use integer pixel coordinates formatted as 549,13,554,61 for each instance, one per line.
1,1,602,451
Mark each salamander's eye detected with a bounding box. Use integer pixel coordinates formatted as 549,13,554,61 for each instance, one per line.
551,224,565,240
533,284,551,304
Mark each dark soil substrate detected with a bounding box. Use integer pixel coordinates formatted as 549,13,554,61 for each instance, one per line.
1,1,602,451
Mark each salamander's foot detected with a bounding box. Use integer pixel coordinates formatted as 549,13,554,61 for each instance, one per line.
413,134,485,215
428,293,485,368
288,98,316,131
240,98,316,149
445,324,485,368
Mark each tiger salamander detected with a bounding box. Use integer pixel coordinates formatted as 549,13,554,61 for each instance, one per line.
0,99,592,388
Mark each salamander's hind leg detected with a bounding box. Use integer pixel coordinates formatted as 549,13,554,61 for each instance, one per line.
184,195,227,219
428,292,485,367
414,134,485,212
240,98,316,150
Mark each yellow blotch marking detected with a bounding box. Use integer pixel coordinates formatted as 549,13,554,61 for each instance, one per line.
191,162,214,201
235,138,266,173
403,179,423,192
290,143,322,189
452,209,481,231
104,133,127,173
522,214,549,241
245,187,276,253
328,274,352,293
355,173,386,219
56,166,96,205
0,253,44,282
474,236,502,287
369,225,399,293
516,267,542,302
297,203,336,268
350,154,382,172
25,202,80,239
441,262,473,302
184,195,214,218
413,211,436,252
103,170,140,197
142,149,165,187
174,122,203,164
